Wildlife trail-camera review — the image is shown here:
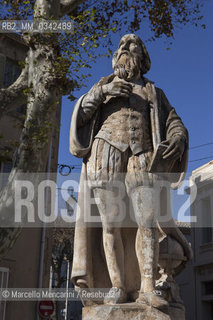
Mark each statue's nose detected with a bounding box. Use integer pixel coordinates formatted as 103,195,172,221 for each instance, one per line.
121,42,129,51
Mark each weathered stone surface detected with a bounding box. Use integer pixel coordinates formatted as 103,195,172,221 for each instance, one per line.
168,303,185,320
82,303,171,320
70,34,191,317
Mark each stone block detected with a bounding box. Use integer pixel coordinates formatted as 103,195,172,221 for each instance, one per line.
82,303,171,320
168,303,185,320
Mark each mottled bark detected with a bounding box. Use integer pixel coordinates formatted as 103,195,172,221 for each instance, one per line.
60,0,86,16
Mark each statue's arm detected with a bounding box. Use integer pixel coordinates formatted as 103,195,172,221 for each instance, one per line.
77,84,105,128
160,89,188,143
77,76,132,128
159,89,188,161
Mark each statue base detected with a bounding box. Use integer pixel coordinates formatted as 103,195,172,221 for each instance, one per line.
82,303,171,320
168,303,185,320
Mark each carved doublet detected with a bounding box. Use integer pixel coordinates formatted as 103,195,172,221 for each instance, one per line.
95,84,153,155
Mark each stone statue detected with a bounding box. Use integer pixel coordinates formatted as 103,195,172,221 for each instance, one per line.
70,34,192,318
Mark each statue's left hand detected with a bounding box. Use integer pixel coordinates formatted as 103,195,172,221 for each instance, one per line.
162,136,185,161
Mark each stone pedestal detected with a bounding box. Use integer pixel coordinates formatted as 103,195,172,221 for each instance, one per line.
168,303,185,320
82,303,171,320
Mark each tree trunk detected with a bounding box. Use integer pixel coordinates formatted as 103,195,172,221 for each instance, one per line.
0,0,62,259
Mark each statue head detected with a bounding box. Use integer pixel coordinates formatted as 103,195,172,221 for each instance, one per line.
112,34,151,80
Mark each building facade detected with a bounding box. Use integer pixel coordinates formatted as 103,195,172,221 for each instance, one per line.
189,161,213,319
174,161,213,320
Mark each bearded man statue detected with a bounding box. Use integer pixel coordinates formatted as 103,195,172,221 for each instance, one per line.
69,34,192,314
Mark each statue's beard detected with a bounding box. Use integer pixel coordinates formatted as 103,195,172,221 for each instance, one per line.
114,52,141,81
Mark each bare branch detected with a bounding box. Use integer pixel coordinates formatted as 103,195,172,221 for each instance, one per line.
60,0,86,16
34,0,60,19
0,60,28,116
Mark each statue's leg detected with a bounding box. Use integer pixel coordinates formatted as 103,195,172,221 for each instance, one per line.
130,186,158,292
130,186,168,309
86,139,129,303
93,187,127,303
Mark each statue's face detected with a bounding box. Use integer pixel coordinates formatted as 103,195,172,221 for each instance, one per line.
113,35,143,80
117,35,143,61
112,34,151,76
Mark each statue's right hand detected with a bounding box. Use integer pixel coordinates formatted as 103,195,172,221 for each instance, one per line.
102,80,133,98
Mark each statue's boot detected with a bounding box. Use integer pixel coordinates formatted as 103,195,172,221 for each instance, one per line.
136,291,169,310
104,287,127,304
76,278,88,288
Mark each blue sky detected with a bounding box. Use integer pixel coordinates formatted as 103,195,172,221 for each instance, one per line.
58,0,213,175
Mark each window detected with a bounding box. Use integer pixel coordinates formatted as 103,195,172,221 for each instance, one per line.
3,57,21,88
0,53,6,88
0,267,9,320
15,104,27,115
204,281,213,296
0,162,13,190
201,197,212,244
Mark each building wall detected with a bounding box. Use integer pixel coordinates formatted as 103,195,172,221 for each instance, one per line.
1,229,42,319
190,161,213,320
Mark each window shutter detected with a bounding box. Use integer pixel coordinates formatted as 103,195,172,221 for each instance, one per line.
0,53,6,88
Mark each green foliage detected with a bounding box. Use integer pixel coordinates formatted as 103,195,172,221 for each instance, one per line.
0,0,206,93
0,147,11,162
1,0,34,20
22,101,59,153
